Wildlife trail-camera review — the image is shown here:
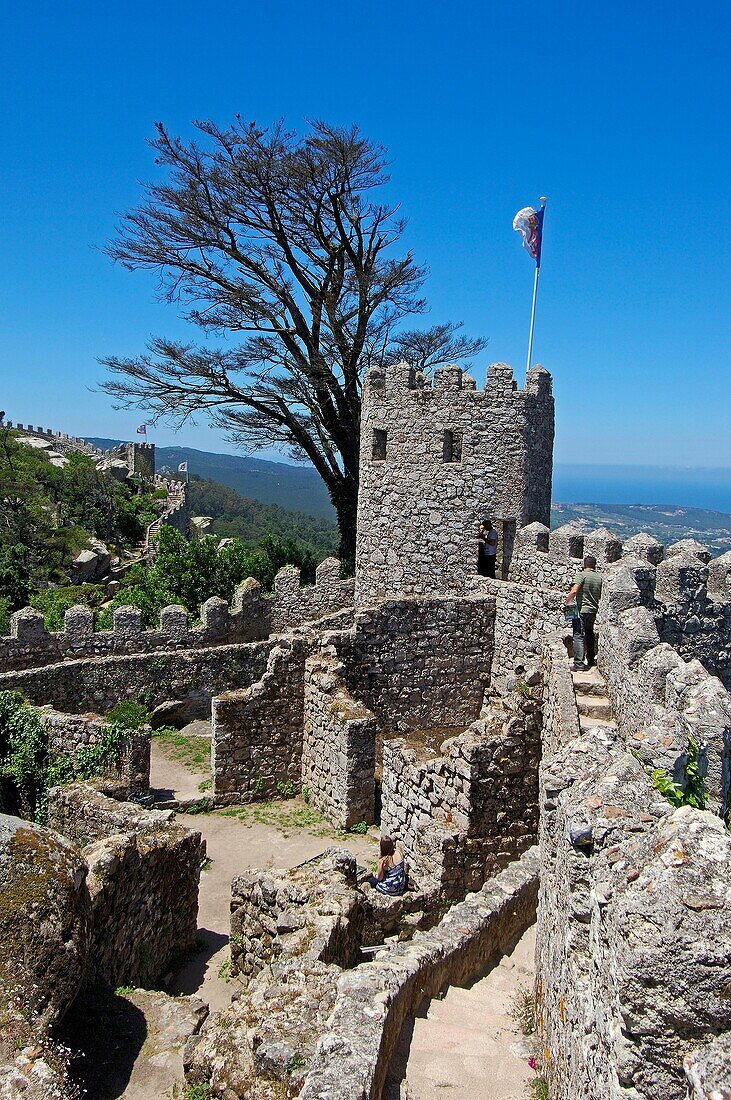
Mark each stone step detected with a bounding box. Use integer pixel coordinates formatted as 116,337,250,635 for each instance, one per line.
571,667,608,696
576,696,614,721
579,714,617,733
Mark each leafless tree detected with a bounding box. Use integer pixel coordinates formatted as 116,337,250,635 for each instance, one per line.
101,118,486,563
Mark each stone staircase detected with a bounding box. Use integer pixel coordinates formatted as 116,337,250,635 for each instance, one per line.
571,666,617,733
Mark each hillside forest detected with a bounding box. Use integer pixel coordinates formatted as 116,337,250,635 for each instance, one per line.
0,428,337,634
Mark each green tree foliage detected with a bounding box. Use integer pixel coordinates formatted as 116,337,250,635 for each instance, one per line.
0,691,140,822
0,425,161,619
99,525,315,628
30,585,106,631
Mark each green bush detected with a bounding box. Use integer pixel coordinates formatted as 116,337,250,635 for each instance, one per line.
30,585,106,631
0,689,139,823
651,737,707,810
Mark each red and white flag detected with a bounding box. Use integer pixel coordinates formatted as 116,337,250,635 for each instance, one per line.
513,206,545,267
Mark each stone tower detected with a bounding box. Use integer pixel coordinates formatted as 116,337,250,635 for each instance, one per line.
355,360,554,603
126,441,156,482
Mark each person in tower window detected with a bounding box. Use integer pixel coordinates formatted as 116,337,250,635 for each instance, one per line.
478,519,499,578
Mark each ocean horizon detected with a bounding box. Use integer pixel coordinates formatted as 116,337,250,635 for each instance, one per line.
553,464,731,516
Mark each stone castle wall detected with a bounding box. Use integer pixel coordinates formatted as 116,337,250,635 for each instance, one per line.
355,361,554,603
212,637,307,804
0,638,274,717
537,639,731,1100
47,783,203,989
0,558,354,673
336,595,495,733
301,646,377,829
381,673,541,901
40,709,151,797
597,556,731,815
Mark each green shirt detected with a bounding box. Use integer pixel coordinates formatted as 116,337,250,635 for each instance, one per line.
574,569,602,617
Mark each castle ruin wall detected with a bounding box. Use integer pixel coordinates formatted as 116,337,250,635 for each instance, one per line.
301,646,377,829
336,595,495,734
0,639,274,718
537,641,731,1100
0,558,354,673
47,783,203,989
211,637,307,804
40,709,151,797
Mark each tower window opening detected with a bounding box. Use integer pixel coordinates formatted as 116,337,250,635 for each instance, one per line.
372,429,387,462
443,429,462,463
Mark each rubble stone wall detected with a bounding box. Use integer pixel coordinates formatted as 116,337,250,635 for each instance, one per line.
381,676,541,900
47,784,203,989
229,849,363,982
355,361,554,603
471,574,564,680
0,557,354,673
302,646,377,828
0,639,274,716
298,847,539,1100
338,595,495,733
40,709,151,796
212,637,307,804
597,559,731,816
537,641,731,1100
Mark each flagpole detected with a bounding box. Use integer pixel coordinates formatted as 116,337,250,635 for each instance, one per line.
525,264,540,375
524,196,547,375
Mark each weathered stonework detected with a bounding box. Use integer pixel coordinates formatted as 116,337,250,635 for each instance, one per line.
537,636,731,1100
47,784,204,989
355,361,554,603
212,637,307,804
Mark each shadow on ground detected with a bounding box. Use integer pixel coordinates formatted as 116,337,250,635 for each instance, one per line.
58,988,147,1100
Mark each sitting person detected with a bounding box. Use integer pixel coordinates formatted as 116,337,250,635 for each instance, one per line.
366,835,406,896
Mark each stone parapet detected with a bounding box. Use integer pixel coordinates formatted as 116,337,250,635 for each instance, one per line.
298,847,539,1100
537,722,731,1099
0,560,354,673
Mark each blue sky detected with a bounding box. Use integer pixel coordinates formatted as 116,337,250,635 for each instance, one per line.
1,1,729,472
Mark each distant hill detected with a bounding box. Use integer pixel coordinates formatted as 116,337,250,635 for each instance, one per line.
188,475,337,556
87,439,335,519
88,439,731,556
551,501,731,556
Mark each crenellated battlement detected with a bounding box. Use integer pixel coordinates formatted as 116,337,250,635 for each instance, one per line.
6,419,103,456
510,518,731,699
366,360,553,401
0,558,354,673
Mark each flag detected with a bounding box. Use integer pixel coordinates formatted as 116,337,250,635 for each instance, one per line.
136,423,147,435
178,461,188,473
513,205,545,267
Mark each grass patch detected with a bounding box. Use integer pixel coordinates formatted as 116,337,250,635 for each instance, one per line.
153,725,211,773
528,1076,549,1100
510,987,537,1036
114,985,135,997
215,798,343,839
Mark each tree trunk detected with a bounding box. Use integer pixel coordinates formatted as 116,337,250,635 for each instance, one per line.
329,476,359,575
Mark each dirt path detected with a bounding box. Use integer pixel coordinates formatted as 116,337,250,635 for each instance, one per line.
391,925,537,1100
150,734,378,1012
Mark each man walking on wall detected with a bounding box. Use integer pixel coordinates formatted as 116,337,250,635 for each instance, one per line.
565,555,603,670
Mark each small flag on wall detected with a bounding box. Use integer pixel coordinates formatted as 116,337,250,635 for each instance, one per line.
513,205,545,267
178,461,188,473
136,424,147,435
